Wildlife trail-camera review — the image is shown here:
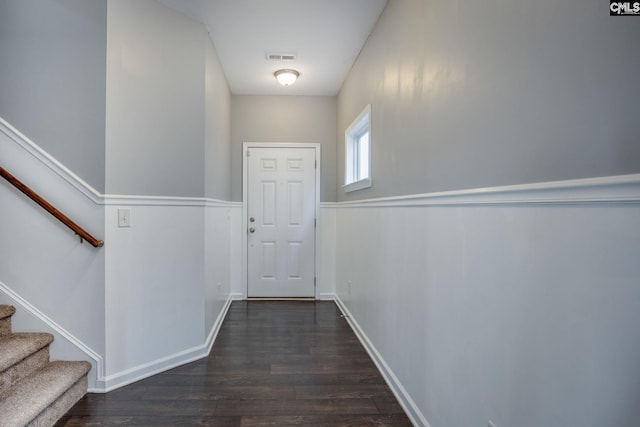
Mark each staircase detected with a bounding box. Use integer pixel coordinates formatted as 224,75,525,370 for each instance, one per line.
0,305,90,427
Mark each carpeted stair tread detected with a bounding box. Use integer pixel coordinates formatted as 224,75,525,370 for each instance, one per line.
0,333,53,373
0,305,15,338
0,305,15,320
0,360,91,427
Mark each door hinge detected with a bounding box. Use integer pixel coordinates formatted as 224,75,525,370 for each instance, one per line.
314,218,317,227
315,160,317,169
314,277,316,287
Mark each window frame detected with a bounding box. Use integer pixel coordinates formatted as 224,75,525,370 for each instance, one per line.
343,104,372,193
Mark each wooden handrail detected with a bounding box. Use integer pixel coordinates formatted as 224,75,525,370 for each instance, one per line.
0,166,104,248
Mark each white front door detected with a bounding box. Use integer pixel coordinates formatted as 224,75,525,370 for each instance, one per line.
246,146,317,297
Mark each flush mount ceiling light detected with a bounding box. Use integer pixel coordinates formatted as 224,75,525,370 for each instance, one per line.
274,69,300,86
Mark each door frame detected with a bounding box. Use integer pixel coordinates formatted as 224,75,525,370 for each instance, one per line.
242,142,321,299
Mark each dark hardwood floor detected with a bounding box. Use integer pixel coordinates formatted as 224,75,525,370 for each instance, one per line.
56,301,412,426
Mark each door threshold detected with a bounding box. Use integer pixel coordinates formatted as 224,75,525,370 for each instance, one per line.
246,297,316,301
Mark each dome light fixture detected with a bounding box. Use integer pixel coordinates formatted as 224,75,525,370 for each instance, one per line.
274,69,300,86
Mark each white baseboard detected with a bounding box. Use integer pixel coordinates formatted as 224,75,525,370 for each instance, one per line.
204,295,234,355
95,294,233,392
231,293,335,301
334,296,430,427
0,280,105,388
96,341,208,392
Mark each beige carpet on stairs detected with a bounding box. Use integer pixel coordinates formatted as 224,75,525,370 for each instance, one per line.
0,304,91,427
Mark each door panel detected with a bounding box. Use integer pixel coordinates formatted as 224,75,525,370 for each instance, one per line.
247,147,316,297
288,182,303,225
261,182,276,226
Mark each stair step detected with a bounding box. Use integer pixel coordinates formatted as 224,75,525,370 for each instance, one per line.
0,305,15,320
0,360,91,427
0,305,16,337
0,333,53,372
0,333,53,395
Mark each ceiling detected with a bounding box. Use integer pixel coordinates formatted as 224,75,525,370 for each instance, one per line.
156,0,388,96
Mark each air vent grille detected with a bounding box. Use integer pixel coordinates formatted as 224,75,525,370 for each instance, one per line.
266,53,297,61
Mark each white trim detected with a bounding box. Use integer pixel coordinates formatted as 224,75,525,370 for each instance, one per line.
342,177,372,193
97,295,233,392
2,115,239,208
104,194,205,207
320,202,338,208
0,280,105,386
204,296,233,355
0,117,102,204
344,104,372,192
337,174,640,208
317,293,336,301
0,280,235,393
8,111,637,209
334,296,430,427
230,292,245,301
242,142,322,300
99,343,205,392
104,195,237,207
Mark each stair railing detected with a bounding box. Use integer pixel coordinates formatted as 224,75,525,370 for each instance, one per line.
0,165,104,248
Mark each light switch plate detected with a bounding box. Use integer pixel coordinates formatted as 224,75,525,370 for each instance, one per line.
118,208,131,228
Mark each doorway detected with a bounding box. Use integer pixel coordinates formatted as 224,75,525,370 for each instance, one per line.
242,143,320,298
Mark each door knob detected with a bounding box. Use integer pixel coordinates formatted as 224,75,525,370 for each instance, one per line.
249,227,255,233
249,217,255,222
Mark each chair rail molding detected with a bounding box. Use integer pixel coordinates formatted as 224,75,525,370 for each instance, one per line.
337,174,640,208
0,116,102,204
2,115,239,209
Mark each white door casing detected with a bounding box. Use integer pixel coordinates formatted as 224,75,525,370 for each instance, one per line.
243,143,320,298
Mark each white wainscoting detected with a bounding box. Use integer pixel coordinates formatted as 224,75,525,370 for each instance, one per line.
229,204,245,300
1,117,236,392
333,175,640,427
1,118,106,390
104,200,196,387
318,203,337,300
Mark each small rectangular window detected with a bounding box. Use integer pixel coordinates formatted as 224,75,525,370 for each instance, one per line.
344,104,372,192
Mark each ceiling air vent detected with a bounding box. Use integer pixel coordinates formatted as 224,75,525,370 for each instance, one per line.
266,53,297,61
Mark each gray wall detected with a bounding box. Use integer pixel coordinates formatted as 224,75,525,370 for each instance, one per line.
335,1,640,426
0,0,107,192
105,0,206,197
231,95,337,202
205,39,231,201
337,0,640,201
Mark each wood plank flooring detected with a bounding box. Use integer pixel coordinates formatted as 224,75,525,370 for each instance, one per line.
56,301,412,426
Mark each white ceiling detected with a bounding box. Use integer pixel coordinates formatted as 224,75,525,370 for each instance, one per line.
157,0,388,96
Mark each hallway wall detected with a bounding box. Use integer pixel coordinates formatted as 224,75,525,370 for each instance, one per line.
334,182,640,427
231,95,337,202
103,0,235,389
337,0,640,202
0,0,107,192
205,37,232,201
0,118,106,389
106,0,205,197
334,1,640,426
1,0,235,392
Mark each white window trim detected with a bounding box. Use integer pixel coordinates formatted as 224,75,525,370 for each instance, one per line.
343,176,372,192
343,104,372,193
